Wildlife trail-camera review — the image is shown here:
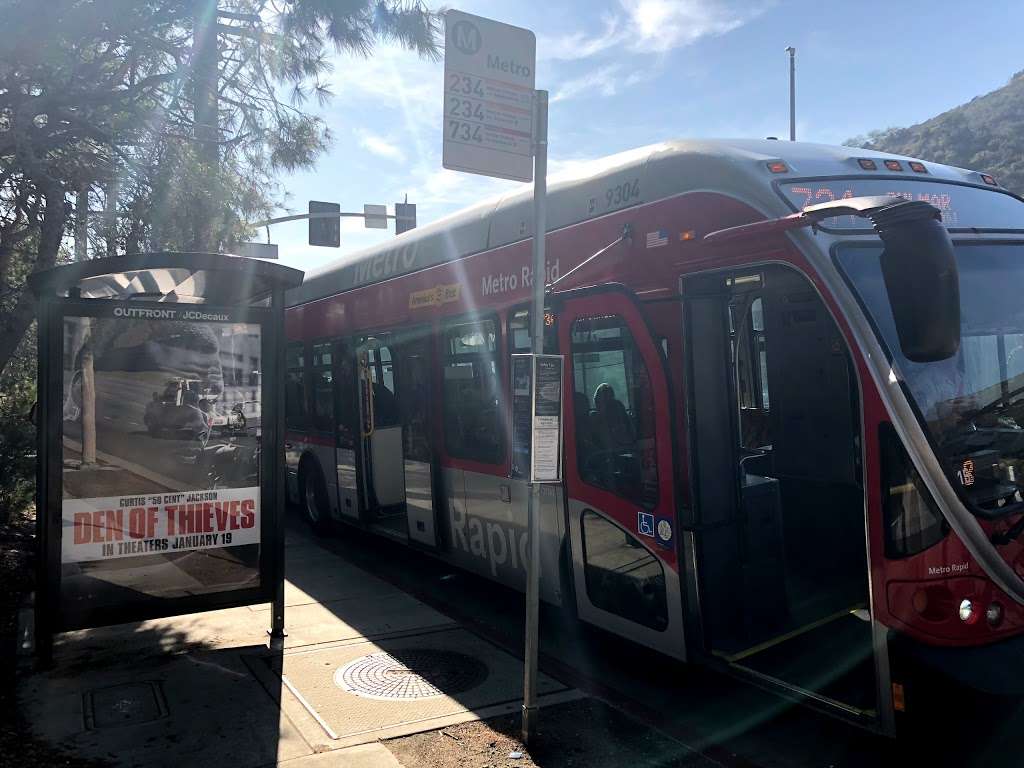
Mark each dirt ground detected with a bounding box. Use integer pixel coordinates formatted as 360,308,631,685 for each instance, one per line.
384,697,718,768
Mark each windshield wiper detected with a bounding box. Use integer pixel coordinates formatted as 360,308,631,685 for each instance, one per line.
966,382,1024,423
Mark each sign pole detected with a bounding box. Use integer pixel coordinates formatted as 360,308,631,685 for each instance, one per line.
522,88,548,746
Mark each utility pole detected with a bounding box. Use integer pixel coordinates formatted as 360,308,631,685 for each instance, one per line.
786,46,796,141
193,0,220,252
74,187,88,262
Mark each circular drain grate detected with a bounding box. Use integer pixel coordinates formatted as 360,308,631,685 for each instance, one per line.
334,649,489,701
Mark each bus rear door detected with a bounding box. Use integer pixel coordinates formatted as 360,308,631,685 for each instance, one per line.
356,335,407,537
352,330,439,546
392,328,438,547
559,289,686,659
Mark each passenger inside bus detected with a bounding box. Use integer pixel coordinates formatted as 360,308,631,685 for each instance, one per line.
574,392,598,457
371,379,398,427
592,382,636,450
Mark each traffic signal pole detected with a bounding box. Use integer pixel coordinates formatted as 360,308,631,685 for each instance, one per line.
250,206,417,246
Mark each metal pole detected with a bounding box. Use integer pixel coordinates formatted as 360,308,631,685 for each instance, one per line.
522,88,548,746
786,46,796,141
269,285,287,645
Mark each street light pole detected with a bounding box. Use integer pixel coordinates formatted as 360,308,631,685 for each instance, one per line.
786,46,796,141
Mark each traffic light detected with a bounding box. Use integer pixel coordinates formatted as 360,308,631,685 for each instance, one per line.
395,202,417,235
309,200,340,247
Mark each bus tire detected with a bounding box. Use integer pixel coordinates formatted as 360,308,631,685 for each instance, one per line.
299,459,331,534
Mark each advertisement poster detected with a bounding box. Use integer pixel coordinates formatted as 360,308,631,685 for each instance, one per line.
60,310,263,608
62,486,259,563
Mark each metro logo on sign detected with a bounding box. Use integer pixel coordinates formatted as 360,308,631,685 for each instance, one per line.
450,18,482,54
443,10,536,182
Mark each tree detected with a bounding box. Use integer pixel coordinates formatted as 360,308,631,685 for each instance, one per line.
0,0,440,377
847,70,1024,197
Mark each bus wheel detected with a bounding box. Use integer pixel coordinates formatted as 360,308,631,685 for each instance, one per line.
299,461,330,534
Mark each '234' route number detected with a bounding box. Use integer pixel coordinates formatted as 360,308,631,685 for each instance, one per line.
447,74,485,98
448,96,485,122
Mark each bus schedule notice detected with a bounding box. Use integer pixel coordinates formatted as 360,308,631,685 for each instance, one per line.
442,10,536,182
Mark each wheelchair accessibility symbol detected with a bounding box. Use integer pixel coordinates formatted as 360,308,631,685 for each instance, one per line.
637,511,655,538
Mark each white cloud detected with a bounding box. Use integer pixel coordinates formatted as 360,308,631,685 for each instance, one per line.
541,0,769,61
356,130,406,162
551,63,654,103
328,44,440,112
624,0,765,52
551,64,623,102
539,14,623,61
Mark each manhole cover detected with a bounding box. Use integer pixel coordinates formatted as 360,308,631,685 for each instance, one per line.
84,681,168,729
334,649,489,700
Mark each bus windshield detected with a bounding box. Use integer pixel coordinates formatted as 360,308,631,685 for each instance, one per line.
838,242,1024,519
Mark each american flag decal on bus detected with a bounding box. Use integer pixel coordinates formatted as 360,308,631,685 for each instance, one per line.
646,229,669,248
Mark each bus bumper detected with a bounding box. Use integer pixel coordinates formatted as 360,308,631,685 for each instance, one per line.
891,630,1024,696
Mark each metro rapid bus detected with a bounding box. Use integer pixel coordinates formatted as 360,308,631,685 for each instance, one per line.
283,138,1024,736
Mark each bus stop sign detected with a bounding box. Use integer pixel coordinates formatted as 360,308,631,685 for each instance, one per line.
442,10,536,182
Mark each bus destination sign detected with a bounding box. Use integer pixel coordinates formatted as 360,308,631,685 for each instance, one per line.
443,10,536,182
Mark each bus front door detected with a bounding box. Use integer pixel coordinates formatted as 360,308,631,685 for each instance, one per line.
560,290,686,660
682,264,876,719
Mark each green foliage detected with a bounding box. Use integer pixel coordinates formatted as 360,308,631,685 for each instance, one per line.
0,0,441,517
0,328,35,524
848,71,1024,196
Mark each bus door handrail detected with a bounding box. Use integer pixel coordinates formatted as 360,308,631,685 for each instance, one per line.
361,364,375,439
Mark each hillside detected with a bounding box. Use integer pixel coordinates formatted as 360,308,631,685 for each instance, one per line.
848,70,1024,196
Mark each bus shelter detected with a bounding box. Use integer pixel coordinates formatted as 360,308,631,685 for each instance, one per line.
30,252,303,661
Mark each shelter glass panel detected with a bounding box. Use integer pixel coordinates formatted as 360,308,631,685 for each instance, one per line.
59,314,262,615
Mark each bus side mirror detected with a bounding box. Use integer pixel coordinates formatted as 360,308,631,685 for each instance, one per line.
871,201,960,363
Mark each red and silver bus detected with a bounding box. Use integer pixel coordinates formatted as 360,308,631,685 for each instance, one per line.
284,139,1024,735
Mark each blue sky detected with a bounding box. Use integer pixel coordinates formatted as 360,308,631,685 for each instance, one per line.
271,0,1024,272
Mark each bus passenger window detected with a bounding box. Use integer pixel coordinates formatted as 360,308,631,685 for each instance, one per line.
442,318,504,464
286,342,308,428
311,341,333,432
733,295,772,451
581,509,668,631
571,316,658,508
335,346,357,449
366,345,399,427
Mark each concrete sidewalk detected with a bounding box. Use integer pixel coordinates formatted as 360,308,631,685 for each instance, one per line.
18,526,578,767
